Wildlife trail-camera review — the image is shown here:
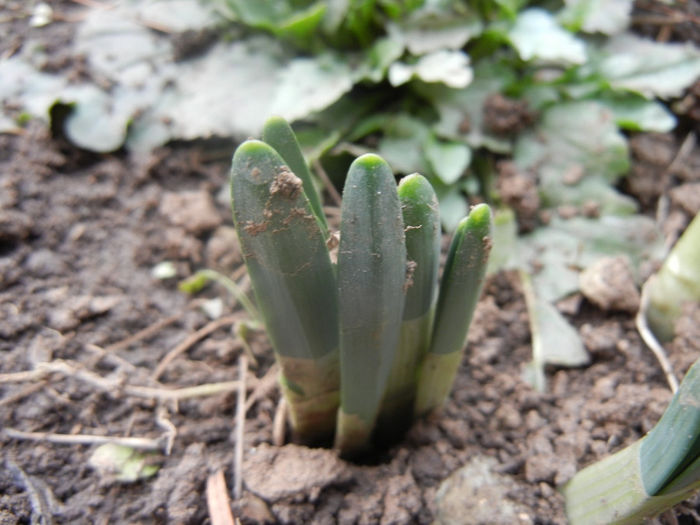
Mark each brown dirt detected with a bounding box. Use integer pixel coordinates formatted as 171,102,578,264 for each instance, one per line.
2,3,700,525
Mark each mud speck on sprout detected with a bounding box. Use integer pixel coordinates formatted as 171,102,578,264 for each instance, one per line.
270,167,303,200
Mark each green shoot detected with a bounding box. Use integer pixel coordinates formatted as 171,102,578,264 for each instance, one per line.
563,358,700,524
229,117,493,456
334,154,407,457
262,116,328,236
377,174,440,436
415,204,493,416
644,213,700,341
230,140,339,444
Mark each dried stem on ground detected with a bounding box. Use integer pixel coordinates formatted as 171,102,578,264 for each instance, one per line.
151,314,243,381
233,354,248,501
207,469,236,525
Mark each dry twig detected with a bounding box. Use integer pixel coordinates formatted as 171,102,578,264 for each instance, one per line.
151,314,241,381
636,287,679,393
4,428,164,452
105,313,182,353
272,397,287,447
313,159,343,207
0,359,244,402
207,470,236,525
233,354,248,500
6,458,60,525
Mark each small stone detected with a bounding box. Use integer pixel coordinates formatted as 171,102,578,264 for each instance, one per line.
579,256,640,312
159,190,222,234
243,444,352,502
435,455,532,525
206,226,241,271
25,249,66,277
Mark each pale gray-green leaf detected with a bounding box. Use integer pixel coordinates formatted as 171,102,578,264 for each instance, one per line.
425,136,471,185
0,56,67,126
377,115,431,175
61,85,133,152
417,62,514,152
389,50,473,88
437,191,468,232
516,215,664,302
270,53,355,122
600,96,676,132
597,34,700,99
559,0,632,35
509,8,587,64
514,101,631,213
390,14,482,56
139,0,221,31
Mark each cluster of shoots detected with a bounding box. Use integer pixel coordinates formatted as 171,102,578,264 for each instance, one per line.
230,117,492,457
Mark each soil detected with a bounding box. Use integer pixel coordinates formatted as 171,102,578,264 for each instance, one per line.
1,3,700,525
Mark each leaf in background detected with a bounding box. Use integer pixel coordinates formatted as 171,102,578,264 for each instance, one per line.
74,5,172,88
487,207,518,274
139,0,221,31
359,34,405,82
222,0,326,47
514,101,632,214
521,271,589,393
0,56,67,132
270,52,355,122
377,114,431,175
128,37,290,150
508,8,587,64
599,94,677,133
424,135,472,185
417,62,514,152
60,85,134,152
389,50,473,88
559,0,632,35
390,10,483,56
436,190,469,232
596,34,700,99
515,215,664,303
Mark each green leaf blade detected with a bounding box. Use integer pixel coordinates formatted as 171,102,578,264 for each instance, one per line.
377,173,441,437
262,116,328,234
335,154,407,456
415,203,493,415
231,139,339,442
641,359,700,495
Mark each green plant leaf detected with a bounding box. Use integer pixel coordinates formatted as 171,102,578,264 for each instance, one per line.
89,444,160,483
222,0,326,46
262,117,328,234
644,213,700,341
508,8,587,64
417,62,514,152
559,0,633,35
336,154,406,455
415,204,493,415
599,94,677,132
390,10,483,56
425,135,472,185
514,101,631,213
270,53,355,122
437,190,469,232
596,34,700,99
515,215,664,303
389,50,473,88
377,114,431,175
520,271,589,392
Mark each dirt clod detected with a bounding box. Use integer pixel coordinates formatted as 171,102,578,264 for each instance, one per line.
243,444,352,502
160,190,222,234
270,168,303,200
579,256,641,313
